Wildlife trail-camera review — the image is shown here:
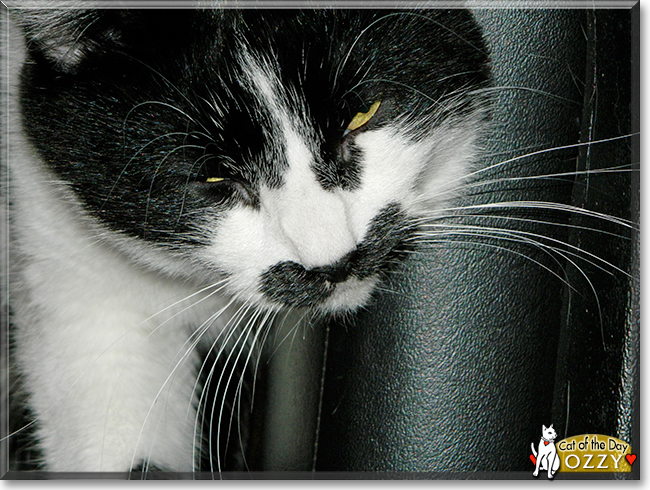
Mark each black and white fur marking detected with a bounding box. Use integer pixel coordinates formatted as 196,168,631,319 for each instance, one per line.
6,7,490,472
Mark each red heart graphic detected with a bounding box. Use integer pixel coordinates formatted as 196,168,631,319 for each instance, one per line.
530,454,537,465
626,454,636,466
544,441,549,446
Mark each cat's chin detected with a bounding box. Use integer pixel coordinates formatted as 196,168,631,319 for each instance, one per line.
250,275,379,316
315,276,380,315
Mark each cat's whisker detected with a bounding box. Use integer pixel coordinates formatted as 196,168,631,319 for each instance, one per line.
120,51,217,138
332,14,389,90
176,152,226,227
122,101,208,140
345,78,443,109
265,308,314,363
334,11,486,90
428,133,638,199
409,227,618,337
411,212,633,242
104,130,190,211
141,142,211,233
195,300,258,472
192,301,253,473
237,308,280,438
474,85,582,106
407,169,634,220
462,164,638,194
421,163,638,207
129,296,242,477
398,11,488,55
208,305,266,475
287,313,310,352
410,234,577,294
372,284,410,300
412,222,629,278
230,308,277,475
432,200,637,230
2,280,229,449
144,281,230,338
250,312,280,409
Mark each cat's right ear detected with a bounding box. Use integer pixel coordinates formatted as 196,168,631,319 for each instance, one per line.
11,8,124,73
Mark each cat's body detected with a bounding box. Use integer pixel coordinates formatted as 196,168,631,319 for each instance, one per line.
531,425,560,479
6,8,490,472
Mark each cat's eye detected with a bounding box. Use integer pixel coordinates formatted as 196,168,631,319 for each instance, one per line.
344,100,381,136
193,176,257,207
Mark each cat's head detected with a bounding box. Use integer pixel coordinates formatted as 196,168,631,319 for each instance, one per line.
542,425,557,442
16,9,490,314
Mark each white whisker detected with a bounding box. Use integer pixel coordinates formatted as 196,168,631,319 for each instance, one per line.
436,201,636,230
191,301,253,474
410,212,633,242
208,306,265,474
413,223,631,277
412,133,638,205
129,296,240,476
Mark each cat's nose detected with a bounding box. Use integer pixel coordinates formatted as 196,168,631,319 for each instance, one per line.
310,250,358,283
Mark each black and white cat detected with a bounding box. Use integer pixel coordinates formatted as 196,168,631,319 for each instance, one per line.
4,4,639,476
5,7,491,472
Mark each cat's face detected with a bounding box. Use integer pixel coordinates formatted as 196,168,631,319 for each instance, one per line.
18,9,490,314
542,425,557,441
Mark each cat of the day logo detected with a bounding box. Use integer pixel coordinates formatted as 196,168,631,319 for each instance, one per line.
530,426,636,479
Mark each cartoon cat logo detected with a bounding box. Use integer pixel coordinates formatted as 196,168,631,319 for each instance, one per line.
531,424,561,479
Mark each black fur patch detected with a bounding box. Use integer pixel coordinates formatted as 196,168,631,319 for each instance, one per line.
314,139,364,191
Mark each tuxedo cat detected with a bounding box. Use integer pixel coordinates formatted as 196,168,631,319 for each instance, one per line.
5,8,491,473
4,6,638,477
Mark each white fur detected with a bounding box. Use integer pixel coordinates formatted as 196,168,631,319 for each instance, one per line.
9,142,230,471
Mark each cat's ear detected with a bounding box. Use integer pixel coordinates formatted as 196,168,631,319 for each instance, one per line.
542,424,547,431
14,9,196,74
12,9,125,73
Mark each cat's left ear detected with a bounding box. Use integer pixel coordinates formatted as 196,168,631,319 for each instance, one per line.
12,9,126,73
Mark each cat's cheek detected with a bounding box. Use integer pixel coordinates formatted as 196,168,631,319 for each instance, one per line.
348,129,429,220
198,206,289,304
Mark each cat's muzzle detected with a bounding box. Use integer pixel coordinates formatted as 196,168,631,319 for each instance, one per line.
258,203,414,311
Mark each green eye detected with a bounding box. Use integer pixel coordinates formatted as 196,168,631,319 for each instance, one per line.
205,177,225,183
345,100,381,134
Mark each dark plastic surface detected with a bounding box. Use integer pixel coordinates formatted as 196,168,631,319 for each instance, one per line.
314,8,638,475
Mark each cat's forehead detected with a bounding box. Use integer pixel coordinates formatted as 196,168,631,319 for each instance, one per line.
193,37,377,193
234,48,335,189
